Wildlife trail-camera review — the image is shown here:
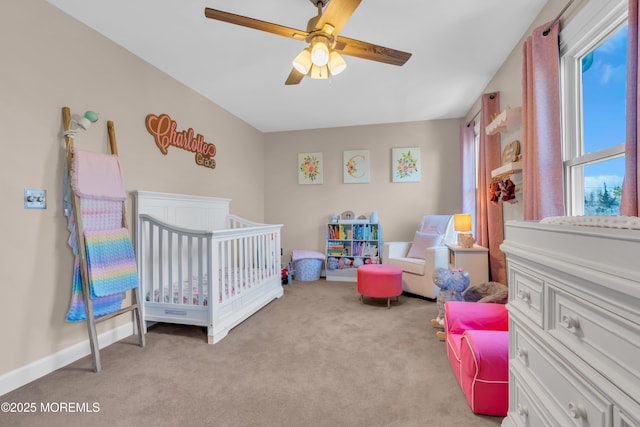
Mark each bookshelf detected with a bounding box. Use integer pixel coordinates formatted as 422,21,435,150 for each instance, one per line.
325,221,382,282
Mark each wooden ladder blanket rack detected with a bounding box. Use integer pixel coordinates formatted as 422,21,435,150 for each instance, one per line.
62,106,145,372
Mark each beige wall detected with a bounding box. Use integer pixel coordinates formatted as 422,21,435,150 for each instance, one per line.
0,1,266,376
264,120,462,261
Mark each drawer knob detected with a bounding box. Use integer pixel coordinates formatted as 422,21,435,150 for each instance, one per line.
516,404,529,419
516,346,529,360
517,290,531,303
568,402,587,419
560,315,581,332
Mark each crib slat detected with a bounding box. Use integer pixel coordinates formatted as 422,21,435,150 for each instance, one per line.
159,225,165,304
197,236,203,306
206,235,212,309
234,238,240,292
259,233,266,279
177,232,183,305
221,240,227,302
187,235,193,306
240,236,247,291
212,239,220,304
264,233,271,277
146,221,154,304
167,230,174,305
226,239,232,299
251,234,257,286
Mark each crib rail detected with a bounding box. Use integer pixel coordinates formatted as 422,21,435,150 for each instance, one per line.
212,222,282,304
228,214,269,229
138,214,213,313
137,213,282,317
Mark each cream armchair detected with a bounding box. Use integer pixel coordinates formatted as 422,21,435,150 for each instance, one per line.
382,215,455,299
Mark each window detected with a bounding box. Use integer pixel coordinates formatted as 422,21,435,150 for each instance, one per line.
560,0,628,215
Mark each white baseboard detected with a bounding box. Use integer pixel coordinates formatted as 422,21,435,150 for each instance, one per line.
0,322,133,396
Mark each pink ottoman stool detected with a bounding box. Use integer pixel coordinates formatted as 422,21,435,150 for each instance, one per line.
357,264,403,309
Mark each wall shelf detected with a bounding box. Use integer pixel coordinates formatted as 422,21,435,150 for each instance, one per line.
485,107,522,135
491,161,522,183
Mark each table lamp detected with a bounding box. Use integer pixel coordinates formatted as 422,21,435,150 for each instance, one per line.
454,213,474,248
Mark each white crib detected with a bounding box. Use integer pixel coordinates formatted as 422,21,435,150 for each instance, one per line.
133,191,283,344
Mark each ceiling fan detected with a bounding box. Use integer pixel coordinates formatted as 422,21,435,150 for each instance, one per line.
204,0,412,85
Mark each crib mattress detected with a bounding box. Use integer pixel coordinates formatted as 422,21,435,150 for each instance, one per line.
146,277,209,306
146,269,261,306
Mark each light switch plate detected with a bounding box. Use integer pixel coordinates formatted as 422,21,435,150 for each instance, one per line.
24,189,46,209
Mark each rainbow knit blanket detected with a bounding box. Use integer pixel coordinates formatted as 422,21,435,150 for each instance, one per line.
84,228,138,298
66,258,124,322
66,228,138,322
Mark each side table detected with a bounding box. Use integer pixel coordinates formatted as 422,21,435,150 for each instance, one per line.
445,243,489,286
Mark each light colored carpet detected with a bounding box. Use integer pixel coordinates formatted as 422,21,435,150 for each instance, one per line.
2,280,503,426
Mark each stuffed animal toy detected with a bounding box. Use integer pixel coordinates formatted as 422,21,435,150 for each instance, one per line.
431,268,470,331
338,257,346,269
462,281,508,304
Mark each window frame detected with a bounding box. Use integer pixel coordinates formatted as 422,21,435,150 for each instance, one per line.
559,0,628,215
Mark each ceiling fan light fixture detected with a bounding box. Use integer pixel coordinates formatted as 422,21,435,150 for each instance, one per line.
310,64,329,80
292,48,312,74
310,35,330,66
204,1,412,86
328,51,347,76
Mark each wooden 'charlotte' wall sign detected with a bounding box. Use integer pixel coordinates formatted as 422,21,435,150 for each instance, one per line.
145,113,216,169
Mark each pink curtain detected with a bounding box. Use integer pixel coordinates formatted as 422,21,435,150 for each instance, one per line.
477,93,506,284
622,0,640,216
460,121,476,219
521,21,565,220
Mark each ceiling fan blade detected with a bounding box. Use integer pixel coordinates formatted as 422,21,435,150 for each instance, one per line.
315,0,362,35
335,36,412,66
204,8,308,41
285,68,305,85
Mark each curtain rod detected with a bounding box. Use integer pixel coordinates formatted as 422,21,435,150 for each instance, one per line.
466,109,480,127
544,0,576,35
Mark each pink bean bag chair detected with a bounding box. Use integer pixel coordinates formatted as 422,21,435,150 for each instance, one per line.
443,301,509,416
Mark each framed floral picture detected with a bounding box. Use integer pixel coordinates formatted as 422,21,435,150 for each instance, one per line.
343,149,370,184
298,152,323,184
392,147,421,182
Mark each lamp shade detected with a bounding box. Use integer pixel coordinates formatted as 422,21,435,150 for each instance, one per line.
310,64,329,79
292,48,312,74
328,51,347,76
454,213,472,232
310,36,330,66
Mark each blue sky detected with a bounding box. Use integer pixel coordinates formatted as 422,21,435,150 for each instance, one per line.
581,24,627,192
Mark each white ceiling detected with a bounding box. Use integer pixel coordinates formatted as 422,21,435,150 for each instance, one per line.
48,0,548,133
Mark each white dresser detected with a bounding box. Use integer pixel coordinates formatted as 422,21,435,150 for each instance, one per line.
500,220,640,427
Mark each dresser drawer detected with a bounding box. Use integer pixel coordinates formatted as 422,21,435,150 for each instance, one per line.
508,263,544,328
614,407,640,427
549,286,640,399
510,372,558,427
513,324,612,427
